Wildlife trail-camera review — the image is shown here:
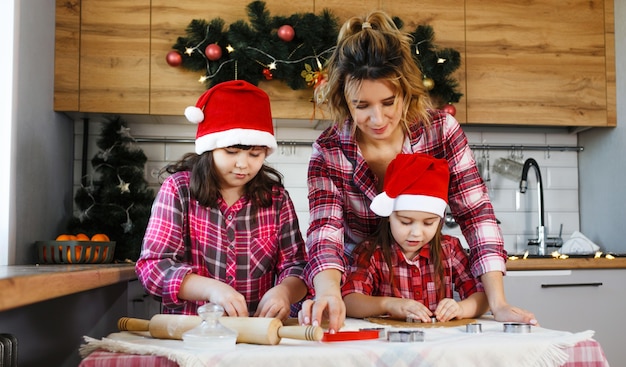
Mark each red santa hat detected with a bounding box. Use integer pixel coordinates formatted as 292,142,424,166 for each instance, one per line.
184,80,277,155
370,153,450,217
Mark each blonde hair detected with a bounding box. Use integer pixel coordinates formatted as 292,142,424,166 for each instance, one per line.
316,11,432,131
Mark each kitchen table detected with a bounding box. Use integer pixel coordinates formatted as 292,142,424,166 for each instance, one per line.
78,317,609,367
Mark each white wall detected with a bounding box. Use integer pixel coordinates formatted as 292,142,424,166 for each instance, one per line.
578,1,625,253
0,0,16,265
75,120,581,256
1,0,75,265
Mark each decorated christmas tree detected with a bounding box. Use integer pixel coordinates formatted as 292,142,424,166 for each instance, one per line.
68,117,155,261
167,1,463,113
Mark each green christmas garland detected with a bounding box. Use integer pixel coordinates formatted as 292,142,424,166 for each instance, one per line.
168,1,462,107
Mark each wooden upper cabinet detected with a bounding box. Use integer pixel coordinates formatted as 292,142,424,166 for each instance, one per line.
53,0,616,127
54,0,150,114
380,0,467,123
54,0,80,111
79,0,151,114
465,0,616,127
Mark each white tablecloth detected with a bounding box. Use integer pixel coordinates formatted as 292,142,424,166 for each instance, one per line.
80,317,602,367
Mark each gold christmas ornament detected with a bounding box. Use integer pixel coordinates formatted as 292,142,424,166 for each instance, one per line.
422,77,435,91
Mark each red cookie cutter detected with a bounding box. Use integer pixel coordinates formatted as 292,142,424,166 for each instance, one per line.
321,330,380,342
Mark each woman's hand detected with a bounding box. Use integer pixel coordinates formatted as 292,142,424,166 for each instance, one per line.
480,271,538,325
298,270,345,333
491,303,539,326
298,293,346,331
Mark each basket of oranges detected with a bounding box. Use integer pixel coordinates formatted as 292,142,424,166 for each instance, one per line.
36,233,115,264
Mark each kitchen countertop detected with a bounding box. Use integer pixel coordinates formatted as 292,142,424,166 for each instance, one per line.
0,263,137,312
505,256,626,271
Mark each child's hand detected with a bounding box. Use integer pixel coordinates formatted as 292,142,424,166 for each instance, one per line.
383,297,433,322
433,298,462,322
206,281,249,317
254,284,291,320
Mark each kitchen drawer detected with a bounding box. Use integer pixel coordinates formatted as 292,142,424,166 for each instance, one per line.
504,269,625,364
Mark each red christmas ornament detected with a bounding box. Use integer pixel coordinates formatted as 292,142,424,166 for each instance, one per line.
204,44,222,61
166,51,182,67
277,25,295,42
262,68,273,80
442,103,457,116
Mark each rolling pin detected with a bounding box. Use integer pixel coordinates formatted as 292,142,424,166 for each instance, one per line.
118,315,323,345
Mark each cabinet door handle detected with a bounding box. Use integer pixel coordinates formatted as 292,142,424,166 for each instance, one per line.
541,282,603,288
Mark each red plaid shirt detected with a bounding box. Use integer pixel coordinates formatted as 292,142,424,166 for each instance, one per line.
341,235,484,311
305,110,506,286
136,171,307,315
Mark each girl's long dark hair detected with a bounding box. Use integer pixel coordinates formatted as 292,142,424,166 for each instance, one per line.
354,217,446,301
162,148,283,209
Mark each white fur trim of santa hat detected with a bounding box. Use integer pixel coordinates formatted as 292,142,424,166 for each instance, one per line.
370,192,448,218
185,80,277,155
370,153,450,218
194,128,277,156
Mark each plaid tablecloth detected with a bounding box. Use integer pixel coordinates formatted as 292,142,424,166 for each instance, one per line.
79,318,610,367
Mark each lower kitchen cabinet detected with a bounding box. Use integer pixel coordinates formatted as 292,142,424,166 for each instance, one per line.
503,269,625,365
127,279,162,320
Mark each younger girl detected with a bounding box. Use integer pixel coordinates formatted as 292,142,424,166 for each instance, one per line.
136,80,308,320
342,153,488,322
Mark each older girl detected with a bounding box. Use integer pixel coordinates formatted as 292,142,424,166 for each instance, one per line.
137,80,307,320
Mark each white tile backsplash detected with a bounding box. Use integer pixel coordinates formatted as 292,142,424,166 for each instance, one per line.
74,121,581,256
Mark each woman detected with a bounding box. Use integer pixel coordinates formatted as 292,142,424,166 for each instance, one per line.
300,11,536,333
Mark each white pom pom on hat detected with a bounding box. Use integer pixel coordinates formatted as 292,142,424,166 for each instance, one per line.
184,105,205,124
370,153,450,218
184,80,277,155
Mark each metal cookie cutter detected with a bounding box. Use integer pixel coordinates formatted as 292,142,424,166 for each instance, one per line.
503,322,532,333
387,329,425,342
406,316,437,324
465,322,482,333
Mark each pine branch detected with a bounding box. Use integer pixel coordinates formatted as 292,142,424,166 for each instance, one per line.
170,1,462,104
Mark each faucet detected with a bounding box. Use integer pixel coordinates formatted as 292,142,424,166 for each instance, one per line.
519,158,564,255
519,158,546,255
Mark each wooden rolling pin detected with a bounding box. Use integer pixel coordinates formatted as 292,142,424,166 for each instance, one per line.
118,315,323,345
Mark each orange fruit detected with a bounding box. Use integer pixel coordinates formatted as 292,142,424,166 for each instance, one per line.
91,233,110,242
75,233,90,241
84,246,93,261
75,245,84,261
56,234,77,241
65,247,72,263
100,246,109,263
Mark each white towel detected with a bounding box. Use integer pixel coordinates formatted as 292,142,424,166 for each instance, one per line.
561,231,601,255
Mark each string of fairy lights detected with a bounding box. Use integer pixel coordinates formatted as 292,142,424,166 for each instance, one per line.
170,26,449,90
170,24,335,88
165,3,461,113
